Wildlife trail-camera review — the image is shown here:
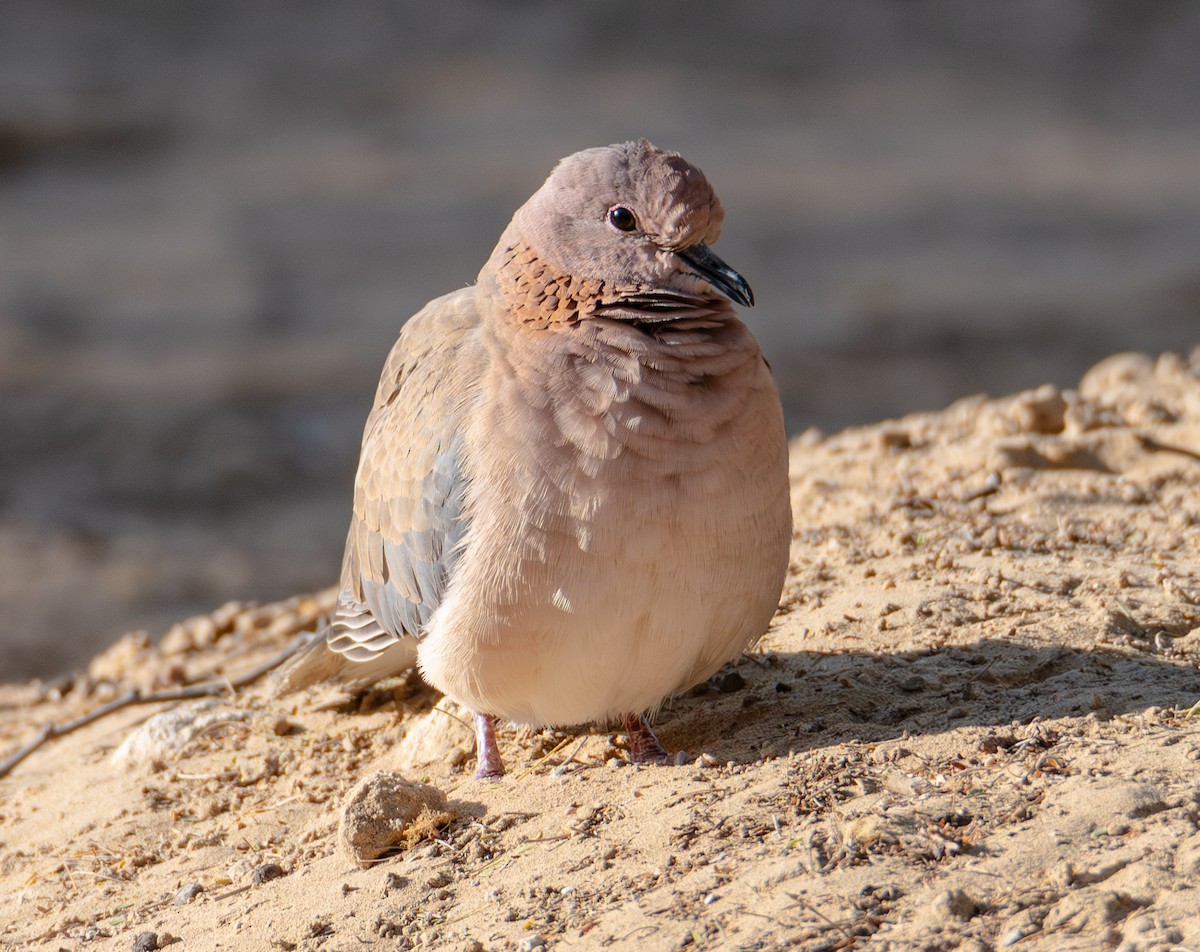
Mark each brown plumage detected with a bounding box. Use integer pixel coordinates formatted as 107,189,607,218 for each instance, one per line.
279,140,791,778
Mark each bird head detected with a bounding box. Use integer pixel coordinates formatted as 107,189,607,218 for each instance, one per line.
493,140,753,323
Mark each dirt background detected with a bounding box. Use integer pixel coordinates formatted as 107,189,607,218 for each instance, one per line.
4,2,1200,677
2,350,1200,950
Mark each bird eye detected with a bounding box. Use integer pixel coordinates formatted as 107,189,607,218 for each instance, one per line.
607,206,638,232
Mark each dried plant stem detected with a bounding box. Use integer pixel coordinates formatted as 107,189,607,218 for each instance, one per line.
0,637,308,780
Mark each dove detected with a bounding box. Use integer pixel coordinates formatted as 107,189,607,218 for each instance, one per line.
280,140,792,778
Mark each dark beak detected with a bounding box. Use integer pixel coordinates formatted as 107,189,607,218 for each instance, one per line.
678,243,755,307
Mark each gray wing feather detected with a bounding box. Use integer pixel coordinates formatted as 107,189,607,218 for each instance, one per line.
360,436,466,642
279,290,481,689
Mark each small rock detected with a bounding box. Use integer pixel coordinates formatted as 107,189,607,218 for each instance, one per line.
111,701,250,772
252,862,286,884
710,669,746,693
338,770,449,868
172,883,203,905
132,933,159,952
519,936,545,951
933,888,977,921
1013,384,1067,434
1049,861,1074,890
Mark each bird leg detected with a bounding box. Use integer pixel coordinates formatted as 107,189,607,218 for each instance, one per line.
622,713,671,765
473,712,505,779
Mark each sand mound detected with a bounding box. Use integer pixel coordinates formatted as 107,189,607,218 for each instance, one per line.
3,350,1200,951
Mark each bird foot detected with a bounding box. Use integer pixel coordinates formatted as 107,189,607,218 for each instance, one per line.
473,712,506,780
622,713,671,765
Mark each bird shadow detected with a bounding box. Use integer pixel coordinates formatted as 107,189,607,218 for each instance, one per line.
655,637,1200,765
315,634,1199,773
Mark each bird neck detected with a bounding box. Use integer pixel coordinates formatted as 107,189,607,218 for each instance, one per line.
480,239,733,332
481,240,607,331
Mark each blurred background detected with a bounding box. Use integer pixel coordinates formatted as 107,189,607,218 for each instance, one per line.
2,1,1199,679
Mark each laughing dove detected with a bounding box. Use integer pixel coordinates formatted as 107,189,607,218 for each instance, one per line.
280,140,792,778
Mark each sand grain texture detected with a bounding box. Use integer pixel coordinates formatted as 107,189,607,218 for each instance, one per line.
3,350,1200,951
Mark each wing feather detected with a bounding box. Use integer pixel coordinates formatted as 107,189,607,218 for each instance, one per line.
283,289,483,687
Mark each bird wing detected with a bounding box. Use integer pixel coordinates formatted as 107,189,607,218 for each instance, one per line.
280,288,483,692
337,288,482,654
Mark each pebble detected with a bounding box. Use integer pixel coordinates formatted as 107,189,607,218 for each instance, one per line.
932,888,977,921
338,770,449,868
110,702,251,772
519,936,545,951
172,883,204,905
252,862,286,884
710,669,746,693
131,933,159,952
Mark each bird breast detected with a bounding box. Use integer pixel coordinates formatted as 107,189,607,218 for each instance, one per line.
416,310,791,726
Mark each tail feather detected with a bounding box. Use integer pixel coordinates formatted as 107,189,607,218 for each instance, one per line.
274,629,418,694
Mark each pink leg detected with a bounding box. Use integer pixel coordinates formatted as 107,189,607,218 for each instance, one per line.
473,712,505,780
622,713,671,765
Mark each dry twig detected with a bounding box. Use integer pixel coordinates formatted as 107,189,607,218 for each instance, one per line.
0,637,308,780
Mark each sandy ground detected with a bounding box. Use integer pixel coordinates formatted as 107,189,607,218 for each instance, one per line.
3,349,1200,951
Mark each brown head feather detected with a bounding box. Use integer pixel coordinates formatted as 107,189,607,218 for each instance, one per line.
481,140,741,326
